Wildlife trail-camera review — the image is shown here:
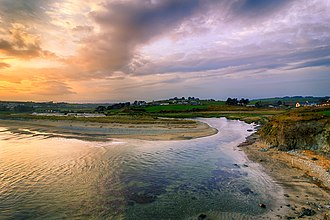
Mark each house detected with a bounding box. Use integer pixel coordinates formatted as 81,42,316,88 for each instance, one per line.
295,102,301,108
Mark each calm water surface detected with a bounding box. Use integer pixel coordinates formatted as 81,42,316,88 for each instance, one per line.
0,118,279,219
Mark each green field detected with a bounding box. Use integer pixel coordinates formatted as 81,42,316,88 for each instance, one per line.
144,105,208,113
250,96,326,105
318,110,330,117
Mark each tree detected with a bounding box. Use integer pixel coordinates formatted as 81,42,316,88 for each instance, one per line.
14,105,34,112
255,101,262,108
226,98,238,105
0,105,9,111
95,106,106,112
239,98,249,105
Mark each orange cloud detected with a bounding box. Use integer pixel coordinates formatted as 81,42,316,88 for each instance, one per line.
0,62,10,68
0,23,56,60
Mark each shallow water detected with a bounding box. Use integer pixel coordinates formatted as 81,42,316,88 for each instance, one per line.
0,118,280,219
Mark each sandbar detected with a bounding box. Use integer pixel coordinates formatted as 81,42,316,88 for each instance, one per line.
0,118,218,141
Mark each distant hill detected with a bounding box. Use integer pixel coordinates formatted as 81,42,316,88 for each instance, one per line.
250,96,329,106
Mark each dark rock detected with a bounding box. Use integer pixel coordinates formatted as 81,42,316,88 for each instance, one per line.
233,163,240,168
298,208,316,217
259,203,266,208
197,214,208,220
237,135,257,147
240,187,254,195
284,194,290,197
247,129,253,132
129,193,157,204
243,164,249,167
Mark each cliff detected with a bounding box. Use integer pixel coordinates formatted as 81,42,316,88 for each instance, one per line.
259,107,330,154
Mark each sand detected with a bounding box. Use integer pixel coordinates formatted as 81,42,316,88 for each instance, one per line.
0,118,218,141
239,134,330,219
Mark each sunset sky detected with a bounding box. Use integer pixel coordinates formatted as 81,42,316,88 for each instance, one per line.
0,0,329,102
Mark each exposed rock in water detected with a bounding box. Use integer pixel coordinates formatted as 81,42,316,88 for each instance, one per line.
259,203,266,208
240,187,254,195
238,134,258,147
128,193,157,204
197,214,208,220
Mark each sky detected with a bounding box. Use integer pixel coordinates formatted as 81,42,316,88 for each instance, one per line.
0,0,329,102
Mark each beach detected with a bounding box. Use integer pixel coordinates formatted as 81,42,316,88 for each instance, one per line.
240,134,330,219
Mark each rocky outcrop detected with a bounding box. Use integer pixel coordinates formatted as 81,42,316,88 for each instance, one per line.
259,113,330,153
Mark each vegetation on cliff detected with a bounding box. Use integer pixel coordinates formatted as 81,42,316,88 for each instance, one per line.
259,106,330,154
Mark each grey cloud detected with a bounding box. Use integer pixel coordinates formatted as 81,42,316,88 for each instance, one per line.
74,0,202,73
74,0,303,76
288,57,330,70
135,46,330,76
233,0,291,17
72,25,94,32
0,38,41,58
0,0,50,22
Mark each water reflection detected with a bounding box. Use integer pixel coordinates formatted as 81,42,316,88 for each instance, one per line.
0,118,279,219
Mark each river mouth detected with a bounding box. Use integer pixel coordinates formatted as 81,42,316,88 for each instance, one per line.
0,118,282,219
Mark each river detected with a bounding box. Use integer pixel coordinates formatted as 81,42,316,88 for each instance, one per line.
0,118,281,219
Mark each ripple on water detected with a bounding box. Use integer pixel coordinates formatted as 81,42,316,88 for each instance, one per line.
0,118,280,220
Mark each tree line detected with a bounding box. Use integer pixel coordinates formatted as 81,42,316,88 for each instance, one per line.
225,98,250,106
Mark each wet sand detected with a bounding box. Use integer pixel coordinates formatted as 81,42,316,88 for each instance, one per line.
239,134,330,220
0,118,218,141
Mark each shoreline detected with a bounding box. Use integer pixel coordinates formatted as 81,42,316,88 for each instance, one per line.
0,118,218,141
1,117,329,218
240,134,330,219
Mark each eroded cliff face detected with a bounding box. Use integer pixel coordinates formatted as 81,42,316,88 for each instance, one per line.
259,112,330,153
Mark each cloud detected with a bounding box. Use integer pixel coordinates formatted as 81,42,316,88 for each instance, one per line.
32,81,76,96
0,62,10,68
0,0,51,22
70,0,201,74
234,0,291,17
70,0,326,78
0,23,55,59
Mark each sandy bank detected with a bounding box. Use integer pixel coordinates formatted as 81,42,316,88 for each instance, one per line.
0,118,218,141
239,134,330,219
